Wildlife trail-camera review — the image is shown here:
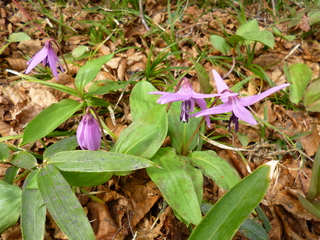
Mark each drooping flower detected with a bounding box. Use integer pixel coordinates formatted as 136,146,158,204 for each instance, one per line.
25,39,64,79
148,77,221,127
77,109,101,151
192,69,290,131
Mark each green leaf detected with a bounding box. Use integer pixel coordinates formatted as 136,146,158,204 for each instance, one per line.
236,19,260,35
75,53,114,97
210,34,231,55
298,194,320,218
235,20,274,48
10,151,37,170
21,171,46,240
72,45,88,59
189,165,270,240
239,218,268,240
0,142,10,160
21,99,82,146
187,151,241,190
4,166,19,184
130,81,159,121
8,32,31,42
287,63,312,104
37,165,95,240
168,102,201,154
182,157,203,205
47,150,158,172
6,70,79,97
0,180,21,234
60,171,113,187
240,30,275,48
87,80,129,96
190,58,213,94
307,145,320,200
147,148,202,225
303,79,320,112
43,136,78,159
272,27,295,41
111,104,168,159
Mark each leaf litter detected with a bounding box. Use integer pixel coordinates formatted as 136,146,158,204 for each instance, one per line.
1,0,320,239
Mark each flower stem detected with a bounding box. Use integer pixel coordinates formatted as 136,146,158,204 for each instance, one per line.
181,96,221,156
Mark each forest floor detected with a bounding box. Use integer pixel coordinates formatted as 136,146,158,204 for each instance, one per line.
1,0,320,239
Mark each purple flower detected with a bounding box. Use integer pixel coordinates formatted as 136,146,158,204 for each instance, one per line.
192,69,290,131
77,110,101,151
25,40,64,79
149,78,220,127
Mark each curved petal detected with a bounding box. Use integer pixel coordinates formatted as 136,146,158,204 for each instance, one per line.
212,69,229,93
156,93,190,104
232,98,257,125
47,50,59,79
194,98,211,127
192,102,233,117
239,83,290,106
25,46,49,74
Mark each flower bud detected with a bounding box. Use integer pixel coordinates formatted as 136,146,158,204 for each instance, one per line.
77,113,101,151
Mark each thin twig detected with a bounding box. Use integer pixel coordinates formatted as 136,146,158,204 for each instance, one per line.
139,0,149,31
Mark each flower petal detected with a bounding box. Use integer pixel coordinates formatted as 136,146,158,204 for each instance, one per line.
212,69,229,93
194,98,211,127
239,83,290,106
77,114,101,151
232,98,257,125
192,102,233,117
25,44,50,74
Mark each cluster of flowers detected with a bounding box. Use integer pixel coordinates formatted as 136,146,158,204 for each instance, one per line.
25,40,289,151
149,70,290,132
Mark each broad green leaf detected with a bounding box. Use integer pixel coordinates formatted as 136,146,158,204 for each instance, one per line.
111,104,168,159
87,80,129,96
21,99,82,146
60,171,113,187
86,96,110,108
287,63,312,104
189,165,270,240
227,35,246,46
6,70,78,97
130,81,159,121
187,151,240,190
147,148,202,225
210,35,231,55
298,194,320,218
200,203,268,240
8,32,31,42
303,79,320,112
236,19,260,35
0,142,10,160
47,150,158,172
239,218,268,240
72,45,88,59
37,165,95,240
75,53,114,97
168,101,201,155
0,180,21,234
43,136,78,159
307,145,320,200
239,30,274,48
4,166,19,184
10,151,37,170
183,157,203,205
235,20,274,48
21,171,46,240
190,58,213,94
